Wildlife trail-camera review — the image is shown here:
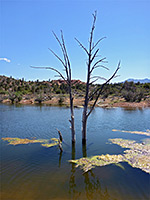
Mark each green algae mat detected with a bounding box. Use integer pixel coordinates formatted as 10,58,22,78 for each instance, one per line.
2,137,60,148
69,138,150,174
2,129,150,174
112,129,150,136
69,129,150,174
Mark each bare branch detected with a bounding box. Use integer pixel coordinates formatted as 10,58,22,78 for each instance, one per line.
89,76,107,87
52,31,69,78
30,66,68,84
90,76,107,81
91,37,106,51
52,31,63,51
94,65,109,71
90,57,107,73
75,38,89,55
81,11,121,143
88,86,99,100
89,78,99,85
48,48,65,67
31,30,75,143
90,49,99,63
93,57,107,68
101,60,108,63
52,31,68,67
114,75,120,79
89,84,97,94
61,30,71,81
87,61,121,117
89,11,97,53
54,75,65,78
61,30,69,62
89,61,120,100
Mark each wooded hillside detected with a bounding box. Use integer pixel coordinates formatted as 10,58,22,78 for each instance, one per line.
0,75,150,104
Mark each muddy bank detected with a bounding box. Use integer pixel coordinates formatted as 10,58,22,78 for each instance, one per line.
1,95,150,108
113,101,150,108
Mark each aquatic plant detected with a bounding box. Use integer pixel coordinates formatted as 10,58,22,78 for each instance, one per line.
41,138,60,148
1,137,60,148
110,138,150,174
1,137,48,145
69,138,150,174
69,154,124,173
112,129,150,136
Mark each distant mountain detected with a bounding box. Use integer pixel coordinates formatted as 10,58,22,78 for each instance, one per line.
125,78,150,83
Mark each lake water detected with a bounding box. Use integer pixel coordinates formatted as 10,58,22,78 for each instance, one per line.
0,104,150,200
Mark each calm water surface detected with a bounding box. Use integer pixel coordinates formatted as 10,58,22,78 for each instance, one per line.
0,104,150,200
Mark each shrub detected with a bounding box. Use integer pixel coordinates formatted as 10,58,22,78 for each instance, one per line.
58,97,64,105
122,90,144,102
0,90,8,95
56,89,62,94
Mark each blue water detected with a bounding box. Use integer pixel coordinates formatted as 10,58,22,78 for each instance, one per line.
0,104,150,200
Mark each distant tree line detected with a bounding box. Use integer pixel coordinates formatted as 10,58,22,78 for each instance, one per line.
0,75,149,104
99,81,150,102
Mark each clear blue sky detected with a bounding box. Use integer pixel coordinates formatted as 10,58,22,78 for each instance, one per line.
0,0,149,83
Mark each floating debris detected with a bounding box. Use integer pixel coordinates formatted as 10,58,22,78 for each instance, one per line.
70,139,150,174
112,129,150,136
1,137,60,148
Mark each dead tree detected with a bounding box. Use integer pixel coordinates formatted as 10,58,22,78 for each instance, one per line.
75,11,120,144
31,31,75,143
56,128,63,142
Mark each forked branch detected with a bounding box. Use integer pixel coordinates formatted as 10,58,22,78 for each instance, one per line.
91,37,106,51
90,57,107,73
87,61,121,117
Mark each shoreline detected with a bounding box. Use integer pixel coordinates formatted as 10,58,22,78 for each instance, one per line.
1,97,150,109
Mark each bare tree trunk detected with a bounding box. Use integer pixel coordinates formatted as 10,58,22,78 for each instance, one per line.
31,31,76,143
75,11,120,144
82,112,87,144
82,81,89,143
82,51,91,143
69,85,75,143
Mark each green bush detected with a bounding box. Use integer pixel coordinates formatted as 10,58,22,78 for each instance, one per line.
58,97,64,105
122,90,144,102
0,90,8,95
56,89,62,94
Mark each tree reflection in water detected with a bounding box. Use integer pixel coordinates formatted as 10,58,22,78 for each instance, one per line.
58,151,62,168
69,143,116,200
69,143,81,199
